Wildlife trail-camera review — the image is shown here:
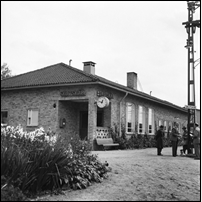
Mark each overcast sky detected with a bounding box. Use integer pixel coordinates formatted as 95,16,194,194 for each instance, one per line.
1,1,201,109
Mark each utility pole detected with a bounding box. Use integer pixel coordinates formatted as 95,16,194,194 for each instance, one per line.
182,1,200,154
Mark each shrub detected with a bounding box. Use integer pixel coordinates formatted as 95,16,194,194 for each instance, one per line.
1,124,109,199
1,175,28,201
1,125,66,193
115,136,128,149
1,185,28,201
109,123,173,150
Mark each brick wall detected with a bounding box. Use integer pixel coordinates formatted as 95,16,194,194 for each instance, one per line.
1,88,58,132
95,86,187,136
1,84,188,150
120,94,187,135
58,100,78,137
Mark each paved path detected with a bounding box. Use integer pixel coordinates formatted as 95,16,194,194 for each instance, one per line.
37,147,200,201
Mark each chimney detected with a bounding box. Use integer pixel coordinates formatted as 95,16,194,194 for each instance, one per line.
83,61,96,75
127,72,137,90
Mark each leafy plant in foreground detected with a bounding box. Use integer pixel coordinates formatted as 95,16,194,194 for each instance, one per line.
1,124,109,200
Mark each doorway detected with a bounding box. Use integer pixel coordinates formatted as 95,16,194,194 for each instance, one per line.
79,111,88,140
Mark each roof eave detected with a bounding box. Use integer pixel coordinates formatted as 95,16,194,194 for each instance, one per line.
1,82,98,91
1,80,188,113
96,81,188,113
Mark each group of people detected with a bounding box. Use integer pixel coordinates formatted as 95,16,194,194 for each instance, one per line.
155,122,200,160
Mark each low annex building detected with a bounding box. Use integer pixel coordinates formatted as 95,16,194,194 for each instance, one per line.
1,61,188,150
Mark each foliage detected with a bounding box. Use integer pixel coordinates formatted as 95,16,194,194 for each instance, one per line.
1,176,28,201
1,63,12,80
109,123,172,150
1,125,109,200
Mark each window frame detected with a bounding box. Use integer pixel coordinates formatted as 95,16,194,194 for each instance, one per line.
158,120,163,127
1,110,8,125
27,109,39,126
126,103,135,134
168,121,172,132
138,105,145,134
178,122,181,133
164,120,168,132
148,108,154,135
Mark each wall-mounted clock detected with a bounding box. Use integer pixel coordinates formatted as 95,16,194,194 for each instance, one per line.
97,97,110,108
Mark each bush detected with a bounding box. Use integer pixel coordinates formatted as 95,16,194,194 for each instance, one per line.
1,182,28,201
115,136,128,149
109,123,171,150
1,125,109,199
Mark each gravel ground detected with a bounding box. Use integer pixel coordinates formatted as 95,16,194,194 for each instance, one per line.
36,147,200,201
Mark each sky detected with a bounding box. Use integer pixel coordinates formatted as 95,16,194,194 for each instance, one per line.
1,1,201,109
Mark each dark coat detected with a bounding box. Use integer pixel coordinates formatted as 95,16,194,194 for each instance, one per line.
156,129,164,149
170,128,179,142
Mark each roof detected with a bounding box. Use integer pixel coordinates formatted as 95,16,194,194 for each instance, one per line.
1,63,99,88
1,62,187,112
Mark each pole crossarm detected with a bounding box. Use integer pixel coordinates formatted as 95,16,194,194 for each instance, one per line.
182,20,200,28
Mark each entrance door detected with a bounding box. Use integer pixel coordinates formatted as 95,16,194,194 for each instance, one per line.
79,111,88,140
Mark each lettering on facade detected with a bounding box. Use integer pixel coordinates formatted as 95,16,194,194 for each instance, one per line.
60,89,86,97
97,91,113,99
184,105,196,109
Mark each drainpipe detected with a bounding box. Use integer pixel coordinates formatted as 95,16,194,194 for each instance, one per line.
119,92,128,137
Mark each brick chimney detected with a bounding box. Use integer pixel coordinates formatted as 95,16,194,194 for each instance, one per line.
83,61,96,75
127,72,137,90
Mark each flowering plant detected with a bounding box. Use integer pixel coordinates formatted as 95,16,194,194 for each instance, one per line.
1,124,58,147
1,124,108,198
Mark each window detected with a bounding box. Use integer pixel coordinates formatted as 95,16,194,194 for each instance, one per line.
168,122,172,132
138,105,145,134
158,120,162,127
27,109,39,126
148,108,154,134
164,121,168,132
163,120,168,137
126,103,135,133
1,111,8,125
178,122,181,133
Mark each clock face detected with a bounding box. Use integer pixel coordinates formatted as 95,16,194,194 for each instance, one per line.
97,97,109,108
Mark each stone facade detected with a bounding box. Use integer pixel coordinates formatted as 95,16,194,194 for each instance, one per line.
1,83,188,150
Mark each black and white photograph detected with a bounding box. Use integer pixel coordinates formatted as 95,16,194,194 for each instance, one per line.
1,1,200,201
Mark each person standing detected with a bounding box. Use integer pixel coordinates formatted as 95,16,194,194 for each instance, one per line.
181,126,190,155
155,125,164,156
193,123,200,160
170,123,180,157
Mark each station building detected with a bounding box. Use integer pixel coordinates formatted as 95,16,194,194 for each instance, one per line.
1,61,189,150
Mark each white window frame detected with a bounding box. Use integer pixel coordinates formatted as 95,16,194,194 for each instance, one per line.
178,122,181,133
126,103,135,134
158,120,163,127
138,105,145,134
164,120,168,132
168,121,172,132
27,109,39,126
148,108,154,135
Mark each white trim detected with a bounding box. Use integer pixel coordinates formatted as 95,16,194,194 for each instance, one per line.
27,109,39,126
126,103,135,134
138,105,145,134
148,108,154,135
